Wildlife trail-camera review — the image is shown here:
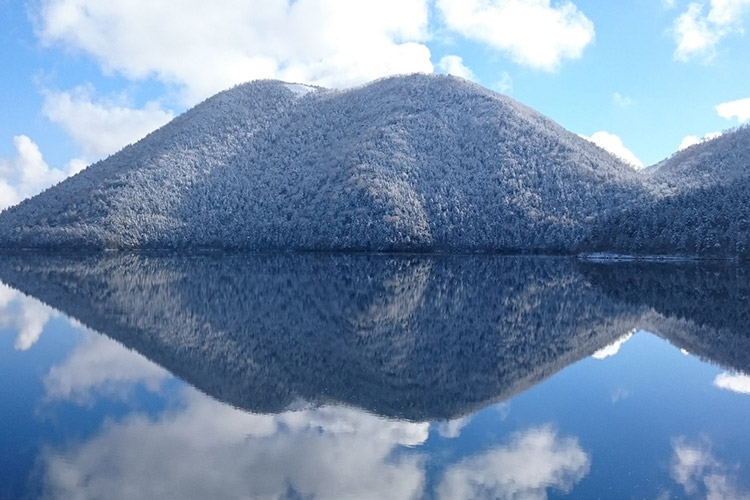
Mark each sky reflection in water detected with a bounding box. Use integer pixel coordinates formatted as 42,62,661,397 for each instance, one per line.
1,255,750,499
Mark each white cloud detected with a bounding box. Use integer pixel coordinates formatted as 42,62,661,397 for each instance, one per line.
671,437,750,499
436,0,595,71
41,387,428,500
43,87,174,160
0,135,87,210
714,371,750,394
709,0,750,24
581,131,644,169
437,426,590,500
671,438,718,495
592,332,634,360
0,282,58,351
44,330,170,403
673,3,722,61
37,0,433,103
679,135,701,150
434,415,473,439
437,55,477,81
702,130,723,140
12,299,55,351
0,179,22,211
0,135,75,210
0,284,15,309
495,71,514,94
715,97,750,123
613,92,634,108
678,130,723,150
673,0,750,62
1,87,173,210
495,401,512,420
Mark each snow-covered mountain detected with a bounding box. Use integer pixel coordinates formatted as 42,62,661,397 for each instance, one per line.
647,125,750,192
0,74,645,251
586,125,750,257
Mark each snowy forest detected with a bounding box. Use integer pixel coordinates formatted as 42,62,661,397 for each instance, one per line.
0,74,747,258
586,125,750,257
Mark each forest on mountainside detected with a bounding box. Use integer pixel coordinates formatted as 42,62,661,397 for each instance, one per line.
0,75,747,258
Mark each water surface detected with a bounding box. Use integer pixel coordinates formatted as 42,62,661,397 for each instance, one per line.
1,254,749,499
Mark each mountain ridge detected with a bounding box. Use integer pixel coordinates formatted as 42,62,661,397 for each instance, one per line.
0,74,747,256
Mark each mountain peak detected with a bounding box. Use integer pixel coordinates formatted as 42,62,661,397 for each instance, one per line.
0,76,662,252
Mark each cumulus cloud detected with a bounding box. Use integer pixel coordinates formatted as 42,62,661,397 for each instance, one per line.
673,0,750,62
714,371,750,394
592,332,634,360
0,88,173,210
715,97,750,123
673,3,723,61
437,426,590,500
678,130,723,150
581,131,644,169
42,87,174,160
437,55,477,81
436,0,595,71
0,135,82,210
44,330,170,403
41,388,428,500
36,0,433,103
671,437,750,499
0,282,58,351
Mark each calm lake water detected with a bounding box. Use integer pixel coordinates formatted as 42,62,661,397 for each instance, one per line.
1,253,750,499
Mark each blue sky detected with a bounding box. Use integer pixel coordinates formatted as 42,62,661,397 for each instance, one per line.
2,0,750,209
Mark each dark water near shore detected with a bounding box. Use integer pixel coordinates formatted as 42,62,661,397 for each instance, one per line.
1,253,750,499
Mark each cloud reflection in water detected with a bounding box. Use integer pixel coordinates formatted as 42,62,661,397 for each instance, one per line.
41,386,429,500
0,282,57,351
44,329,170,403
437,426,590,500
671,437,750,500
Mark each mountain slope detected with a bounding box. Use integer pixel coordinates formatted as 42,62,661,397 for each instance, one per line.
647,125,750,192
585,125,750,257
0,74,644,251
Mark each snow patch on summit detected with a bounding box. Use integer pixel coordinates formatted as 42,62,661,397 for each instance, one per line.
283,83,317,97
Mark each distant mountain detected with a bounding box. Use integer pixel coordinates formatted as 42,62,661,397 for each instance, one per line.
0,74,645,252
647,125,750,191
585,125,750,257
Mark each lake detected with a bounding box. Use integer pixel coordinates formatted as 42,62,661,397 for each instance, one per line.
1,253,749,499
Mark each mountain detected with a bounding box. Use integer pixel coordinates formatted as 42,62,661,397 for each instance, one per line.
0,74,645,252
647,125,750,191
585,125,750,257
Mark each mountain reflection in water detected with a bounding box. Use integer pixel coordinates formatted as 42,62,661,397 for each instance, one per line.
1,253,748,421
